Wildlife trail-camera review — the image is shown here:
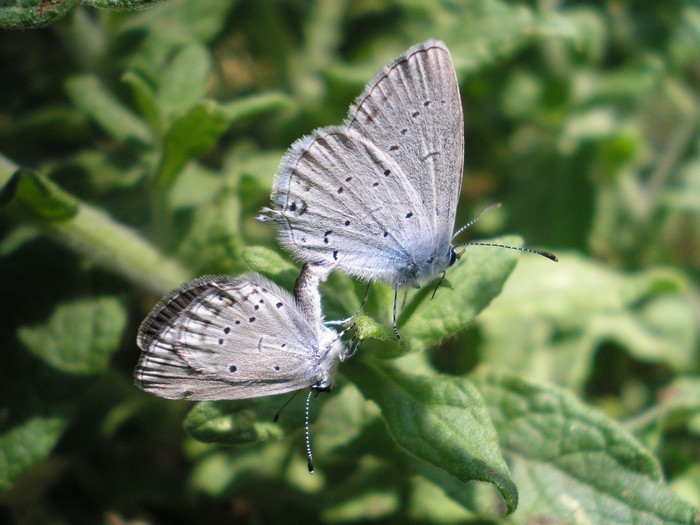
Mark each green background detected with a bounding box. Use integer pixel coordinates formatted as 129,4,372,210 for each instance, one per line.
1,0,699,523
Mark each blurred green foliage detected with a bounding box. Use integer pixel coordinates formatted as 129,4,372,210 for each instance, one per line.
1,0,699,523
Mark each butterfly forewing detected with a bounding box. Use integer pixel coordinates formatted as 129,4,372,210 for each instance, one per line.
346,40,464,250
135,274,328,400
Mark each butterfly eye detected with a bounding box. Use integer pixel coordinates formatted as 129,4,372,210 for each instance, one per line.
448,247,459,267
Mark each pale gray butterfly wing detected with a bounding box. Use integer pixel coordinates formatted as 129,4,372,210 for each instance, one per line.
346,40,463,258
261,40,463,288
135,273,342,401
268,128,433,284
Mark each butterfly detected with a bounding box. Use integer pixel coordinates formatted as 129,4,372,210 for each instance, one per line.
135,273,345,401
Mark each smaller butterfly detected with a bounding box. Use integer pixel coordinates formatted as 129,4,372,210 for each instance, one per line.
135,273,345,401
135,273,347,472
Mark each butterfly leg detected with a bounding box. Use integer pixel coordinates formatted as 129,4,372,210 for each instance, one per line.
341,330,362,361
431,271,447,300
325,282,370,327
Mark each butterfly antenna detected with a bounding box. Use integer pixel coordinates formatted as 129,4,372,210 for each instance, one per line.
392,285,401,339
458,242,558,262
273,391,300,423
305,390,315,474
452,202,502,242
452,202,558,262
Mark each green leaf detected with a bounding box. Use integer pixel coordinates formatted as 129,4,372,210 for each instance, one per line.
0,0,77,29
159,43,212,118
477,253,694,391
344,359,518,515
217,92,293,122
184,400,284,445
626,376,700,444
176,185,246,276
168,163,224,211
189,442,294,497
18,296,127,375
122,69,163,134
474,371,698,523
155,101,230,189
0,415,69,491
242,245,298,290
82,0,168,8
399,235,522,352
121,0,236,43
64,75,151,143
155,93,291,189
1,166,191,295
407,476,475,522
1,168,78,220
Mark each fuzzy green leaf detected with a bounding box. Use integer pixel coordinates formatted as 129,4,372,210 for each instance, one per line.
184,400,284,445
217,92,292,123
478,253,694,390
121,0,236,43
1,168,78,220
345,359,518,515
18,296,127,375
474,371,698,523
122,69,162,134
175,183,246,276
65,75,151,143
0,416,69,491
155,101,230,189
242,245,298,291
0,0,78,29
82,0,167,9
159,43,212,118
155,94,291,189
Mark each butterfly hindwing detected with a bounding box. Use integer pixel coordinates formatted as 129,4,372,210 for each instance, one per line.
271,128,433,283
